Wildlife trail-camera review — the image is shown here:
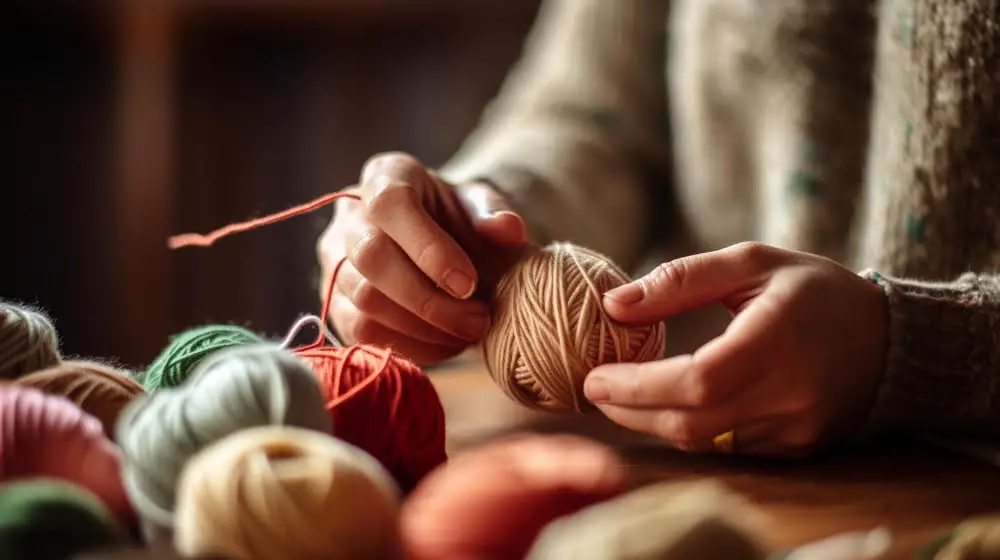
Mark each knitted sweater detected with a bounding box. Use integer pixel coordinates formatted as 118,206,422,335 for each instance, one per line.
440,0,1000,439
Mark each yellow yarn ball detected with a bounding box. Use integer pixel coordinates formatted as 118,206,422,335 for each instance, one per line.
173,426,403,560
483,243,666,413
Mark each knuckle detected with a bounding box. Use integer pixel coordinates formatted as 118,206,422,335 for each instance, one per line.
620,374,642,406
363,151,419,176
350,278,381,313
730,241,773,265
683,370,720,407
655,414,700,451
417,291,439,321
366,179,419,218
648,259,690,291
348,228,389,275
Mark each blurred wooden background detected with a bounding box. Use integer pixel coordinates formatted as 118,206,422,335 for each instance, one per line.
3,0,542,368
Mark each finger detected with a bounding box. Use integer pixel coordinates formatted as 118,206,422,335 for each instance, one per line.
360,153,479,299
454,181,528,248
330,293,468,365
584,331,766,410
603,241,784,325
594,404,739,453
334,259,467,347
346,225,491,342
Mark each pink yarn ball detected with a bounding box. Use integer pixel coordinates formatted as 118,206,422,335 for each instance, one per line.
0,385,134,524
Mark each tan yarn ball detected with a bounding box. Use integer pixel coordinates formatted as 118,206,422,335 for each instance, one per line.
0,301,61,380
483,243,666,413
173,426,403,560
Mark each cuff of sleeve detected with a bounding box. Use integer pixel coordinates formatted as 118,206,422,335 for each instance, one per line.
856,269,999,437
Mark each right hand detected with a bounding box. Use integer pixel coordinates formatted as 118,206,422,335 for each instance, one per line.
317,152,529,365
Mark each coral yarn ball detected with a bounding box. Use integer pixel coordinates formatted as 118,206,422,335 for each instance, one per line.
174,426,402,560
298,344,447,492
12,360,144,439
0,385,134,524
400,434,628,560
483,243,666,413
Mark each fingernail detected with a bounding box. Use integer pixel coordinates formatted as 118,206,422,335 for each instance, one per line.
443,270,476,299
457,310,491,341
604,282,644,304
584,376,610,403
488,210,519,219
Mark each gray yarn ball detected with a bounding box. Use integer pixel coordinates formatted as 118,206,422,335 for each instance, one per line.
115,343,331,536
0,301,61,380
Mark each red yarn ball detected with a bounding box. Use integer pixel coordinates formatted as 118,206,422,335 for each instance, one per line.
400,433,628,560
296,343,447,492
0,385,135,525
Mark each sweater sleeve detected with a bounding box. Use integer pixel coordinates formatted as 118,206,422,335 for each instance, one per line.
437,0,672,270
859,271,1000,438
853,0,1000,438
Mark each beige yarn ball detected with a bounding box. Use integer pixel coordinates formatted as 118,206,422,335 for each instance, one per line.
0,301,61,380
483,243,666,413
173,426,403,560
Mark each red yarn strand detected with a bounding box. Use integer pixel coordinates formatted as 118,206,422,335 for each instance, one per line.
167,190,360,349
167,191,361,249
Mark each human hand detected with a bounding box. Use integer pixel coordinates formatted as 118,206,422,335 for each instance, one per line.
583,242,889,456
317,152,528,365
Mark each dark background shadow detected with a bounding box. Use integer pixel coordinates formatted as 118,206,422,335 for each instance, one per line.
3,0,542,369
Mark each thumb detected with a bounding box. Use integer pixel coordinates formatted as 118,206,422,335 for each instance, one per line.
456,181,528,248
603,242,779,325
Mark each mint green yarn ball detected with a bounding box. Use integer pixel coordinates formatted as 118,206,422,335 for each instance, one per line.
0,480,126,559
142,324,264,391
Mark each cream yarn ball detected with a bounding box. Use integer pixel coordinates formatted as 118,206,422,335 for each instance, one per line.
483,243,666,413
174,426,402,560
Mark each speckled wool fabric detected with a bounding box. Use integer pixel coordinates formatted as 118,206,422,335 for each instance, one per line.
440,0,1000,438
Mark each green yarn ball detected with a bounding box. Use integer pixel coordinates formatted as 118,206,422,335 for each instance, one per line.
0,480,126,559
142,324,264,391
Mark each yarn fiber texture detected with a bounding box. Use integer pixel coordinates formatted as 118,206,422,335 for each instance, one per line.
0,301,61,380
297,343,447,492
483,243,666,413
174,426,402,560
0,385,134,524
116,343,332,535
13,360,144,439
526,480,767,560
142,324,264,390
401,434,627,560
0,480,127,560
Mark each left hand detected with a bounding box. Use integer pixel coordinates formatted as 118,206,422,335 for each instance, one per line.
583,242,890,457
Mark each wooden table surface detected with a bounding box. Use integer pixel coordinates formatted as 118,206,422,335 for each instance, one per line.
428,352,1000,559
